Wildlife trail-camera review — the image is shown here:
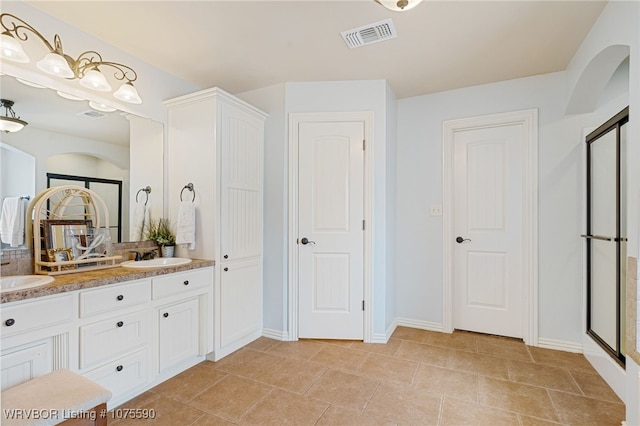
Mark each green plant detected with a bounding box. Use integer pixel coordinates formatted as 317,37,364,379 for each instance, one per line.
146,217,176,246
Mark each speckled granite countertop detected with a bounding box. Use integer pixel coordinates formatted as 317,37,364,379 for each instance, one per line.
1,259,215,304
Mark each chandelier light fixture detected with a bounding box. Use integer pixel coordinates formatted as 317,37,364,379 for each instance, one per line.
0,13,142,104
0,99,28,133
375,0,423,11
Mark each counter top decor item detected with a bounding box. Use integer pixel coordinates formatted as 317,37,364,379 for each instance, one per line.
28,185,121,275
146,217,175,257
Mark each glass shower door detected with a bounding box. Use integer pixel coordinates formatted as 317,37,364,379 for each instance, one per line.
585,107,627,366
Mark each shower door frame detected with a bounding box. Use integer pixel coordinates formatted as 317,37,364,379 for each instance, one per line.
584,106,628,367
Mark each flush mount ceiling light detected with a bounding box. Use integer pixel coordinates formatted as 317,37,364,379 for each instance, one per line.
0,13,142,104
0,99,28,133
374,0,423,11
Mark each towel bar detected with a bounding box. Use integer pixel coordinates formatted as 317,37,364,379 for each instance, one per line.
180,183,196,202
135,186,151,205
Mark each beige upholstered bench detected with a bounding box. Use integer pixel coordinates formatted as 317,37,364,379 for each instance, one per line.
1,369,112,426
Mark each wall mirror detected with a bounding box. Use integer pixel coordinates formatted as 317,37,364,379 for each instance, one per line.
0,73,164,251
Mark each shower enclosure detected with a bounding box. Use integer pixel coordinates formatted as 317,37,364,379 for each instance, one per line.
583,107,628,366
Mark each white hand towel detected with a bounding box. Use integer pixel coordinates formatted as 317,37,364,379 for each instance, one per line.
176,200,196,250
142,205,151,241
0,197,25,247
131,203,147,241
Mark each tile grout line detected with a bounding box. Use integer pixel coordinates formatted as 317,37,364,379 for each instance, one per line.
566,367,587,397
545,386,564,424
436,394,445,426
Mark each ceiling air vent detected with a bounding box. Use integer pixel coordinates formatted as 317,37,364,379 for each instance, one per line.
341,18,397,49
77,110,107,120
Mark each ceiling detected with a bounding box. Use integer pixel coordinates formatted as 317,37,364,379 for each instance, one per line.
26,0,606,99
5,1,607,144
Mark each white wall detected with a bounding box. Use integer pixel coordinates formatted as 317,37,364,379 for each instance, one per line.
385,83,398,334
239,80,394,337
563,0,639,420
396,69,628,343
237,84,288,334
286,81,391,337
2,127,128,195
128,116,164,239
0,144,35,249
0,144,35,201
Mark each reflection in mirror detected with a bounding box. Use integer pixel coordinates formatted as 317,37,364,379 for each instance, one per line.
47,171,124,243
0,73,163,250
0,143,35,249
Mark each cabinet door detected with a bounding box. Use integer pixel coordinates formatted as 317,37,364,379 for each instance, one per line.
1,340,51,390
158,299,199,371
220,104,264,261
220,258,262,348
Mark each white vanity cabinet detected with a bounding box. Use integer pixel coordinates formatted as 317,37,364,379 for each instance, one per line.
0,293,75,390
0,265,214,409
152,267,213,376
157,299,199,371
79,280,152,406
166,88,266,361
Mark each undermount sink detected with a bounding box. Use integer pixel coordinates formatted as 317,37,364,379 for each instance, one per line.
120,258,192,269
1,275,55,293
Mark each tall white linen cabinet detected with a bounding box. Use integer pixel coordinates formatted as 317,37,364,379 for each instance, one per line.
165,88,267,361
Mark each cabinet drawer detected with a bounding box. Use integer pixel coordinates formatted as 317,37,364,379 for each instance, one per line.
152,268,212,300
1,294,74,337
83,348,149,400
80,311,148,369
80,280,151,317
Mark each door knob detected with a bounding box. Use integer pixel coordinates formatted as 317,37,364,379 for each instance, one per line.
300,237,316,245
456,236,471,244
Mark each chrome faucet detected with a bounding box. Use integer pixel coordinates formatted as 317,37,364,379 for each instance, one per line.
129,250,157,261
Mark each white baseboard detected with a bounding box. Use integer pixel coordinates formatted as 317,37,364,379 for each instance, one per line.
262,328,290,341
370,318,445,344
396,317,444,333
211,329,262,361
537,337,583,353
583,334,626,402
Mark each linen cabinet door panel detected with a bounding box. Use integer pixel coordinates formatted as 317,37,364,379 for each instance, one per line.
1,340,51,391
220,105,264,261
80,311,148,369
219,258,262,348
158,298,199,372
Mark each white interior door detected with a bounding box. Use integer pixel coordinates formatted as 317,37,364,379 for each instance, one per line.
298,121,364,339
453,124,523,338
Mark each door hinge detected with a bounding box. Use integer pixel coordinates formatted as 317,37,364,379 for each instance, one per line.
362,220,365,230
363,139,366,151
362,300,365,311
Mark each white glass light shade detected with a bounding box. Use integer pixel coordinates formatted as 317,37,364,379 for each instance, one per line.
16,78,45,88
79,68,112,92
36,52,74,78
374,0,423,11
56,91,84,101
0,116,27,133
113,82,142,104
0,33,29,63
89,101,116,112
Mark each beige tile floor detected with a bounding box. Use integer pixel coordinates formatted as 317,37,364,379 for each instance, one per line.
109,327,625,425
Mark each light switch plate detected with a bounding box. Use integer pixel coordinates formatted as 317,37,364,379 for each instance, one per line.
430,204,442,216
